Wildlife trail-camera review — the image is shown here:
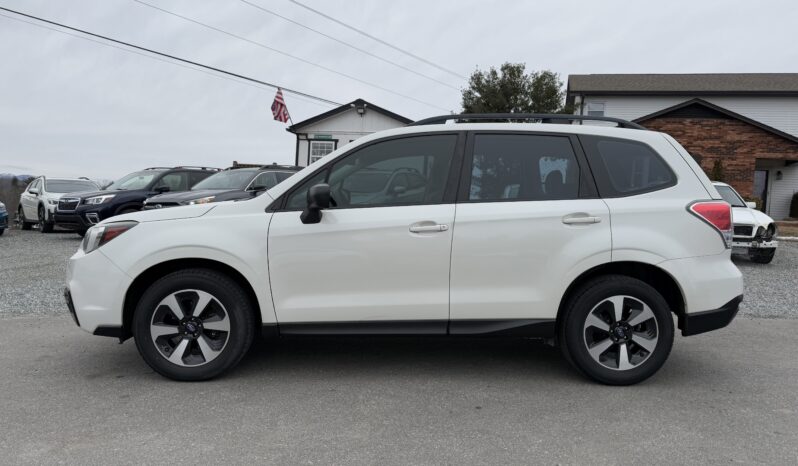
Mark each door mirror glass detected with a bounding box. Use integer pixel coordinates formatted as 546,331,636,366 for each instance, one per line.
29,188,39,195
300,183,331,224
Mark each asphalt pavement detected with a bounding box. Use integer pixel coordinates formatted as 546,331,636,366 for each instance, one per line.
0,315,796,465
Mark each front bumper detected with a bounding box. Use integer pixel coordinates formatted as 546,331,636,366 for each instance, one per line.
680,295,743,336
0,212,7,229
66,247,131,335
54,207,105,231
731,238,777,253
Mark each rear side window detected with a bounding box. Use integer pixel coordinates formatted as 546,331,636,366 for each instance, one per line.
581,136,675,197
468,134,580,202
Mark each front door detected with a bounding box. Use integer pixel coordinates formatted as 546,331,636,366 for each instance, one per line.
268,134,461,330
449,133,612,324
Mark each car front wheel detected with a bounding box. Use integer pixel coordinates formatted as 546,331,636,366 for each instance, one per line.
38,206,54,233
749,248,775,264
133,269,256,381
559,275,674,385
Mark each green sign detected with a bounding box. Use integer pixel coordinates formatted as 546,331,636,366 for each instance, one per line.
313,134,332,140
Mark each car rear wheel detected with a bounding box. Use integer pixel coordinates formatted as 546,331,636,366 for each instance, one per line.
17,207,33,230
749,248,775,264
133,268,256,381
38,206,54,233
559,275,674,385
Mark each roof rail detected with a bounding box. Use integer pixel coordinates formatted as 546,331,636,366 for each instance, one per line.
410,113,647,130
257,163,301,170
144,166,220,171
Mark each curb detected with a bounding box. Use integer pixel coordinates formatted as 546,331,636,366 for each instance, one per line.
777,236,798,242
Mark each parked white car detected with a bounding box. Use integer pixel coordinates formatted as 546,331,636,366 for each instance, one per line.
65,114,744,385
712,182,778,264
18,177,99,233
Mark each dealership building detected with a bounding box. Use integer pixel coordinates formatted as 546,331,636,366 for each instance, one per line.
567,73,798,220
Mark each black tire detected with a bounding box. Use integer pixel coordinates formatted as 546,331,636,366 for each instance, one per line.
18,207,33,230
749,248,775,264
559,275,675,385
117,207,140,215
38,205,54,233
133,268,256,381
0,228,4,236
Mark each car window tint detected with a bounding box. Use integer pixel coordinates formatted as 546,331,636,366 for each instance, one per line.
468,134,580,201
189,171,212,187
581,136,675,197
328,135,456,208
285,135,457,209
250,172,278,190
154,172,189,191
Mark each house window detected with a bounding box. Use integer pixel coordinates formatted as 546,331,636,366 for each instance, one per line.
310,140,335,163
587,102,605,116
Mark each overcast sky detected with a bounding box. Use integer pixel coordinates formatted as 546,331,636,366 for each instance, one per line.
1,0,797,179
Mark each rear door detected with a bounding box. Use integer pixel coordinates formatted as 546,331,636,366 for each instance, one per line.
449,132,611,327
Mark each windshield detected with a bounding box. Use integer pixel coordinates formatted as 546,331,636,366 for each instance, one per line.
716,185,747,208
107,171,161,191
192,169,257,190
45,180,98,193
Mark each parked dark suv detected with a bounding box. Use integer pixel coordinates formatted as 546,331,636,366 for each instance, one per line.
143,164,300,209
54,166,218,236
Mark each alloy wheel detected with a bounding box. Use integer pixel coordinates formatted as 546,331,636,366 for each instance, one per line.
150,289,231,367
582,295,659,371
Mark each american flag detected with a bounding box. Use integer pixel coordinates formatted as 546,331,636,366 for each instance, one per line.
271,88,291,123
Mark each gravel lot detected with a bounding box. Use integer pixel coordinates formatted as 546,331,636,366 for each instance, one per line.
1,227,797,318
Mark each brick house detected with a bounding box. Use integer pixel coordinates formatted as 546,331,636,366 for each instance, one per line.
567,74,798,219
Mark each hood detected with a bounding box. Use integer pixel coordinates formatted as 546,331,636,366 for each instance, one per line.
145,189,234,204
731,206,773,227
68,189,127,200
99,204,217,224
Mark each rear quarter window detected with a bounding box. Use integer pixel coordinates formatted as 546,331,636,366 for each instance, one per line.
580,135,676,197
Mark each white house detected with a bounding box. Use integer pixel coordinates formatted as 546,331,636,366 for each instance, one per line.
287,99,412,167
567,74,798,220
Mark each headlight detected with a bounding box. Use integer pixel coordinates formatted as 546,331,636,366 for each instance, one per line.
48,199,58,205
84,194,116,205
180,196,215,205
81,221,137,254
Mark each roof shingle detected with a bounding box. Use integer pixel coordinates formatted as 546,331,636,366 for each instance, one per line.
568,73,798,94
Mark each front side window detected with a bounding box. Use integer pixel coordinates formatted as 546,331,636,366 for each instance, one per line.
192,169,258,190
248,172,282,190
468,134,580,202
310,140,335,163
581,136,676,197
286,135,457,209
153,172,189,192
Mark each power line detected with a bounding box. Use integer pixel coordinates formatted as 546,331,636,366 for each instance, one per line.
237,0,460,91
0,5,342,107
287,0,467,80
132,0,449,111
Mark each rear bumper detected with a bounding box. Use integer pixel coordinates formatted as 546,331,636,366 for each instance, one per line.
680,295,743,336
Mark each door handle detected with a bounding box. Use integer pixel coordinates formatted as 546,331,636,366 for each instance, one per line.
409,224,449,233
562,214,602,225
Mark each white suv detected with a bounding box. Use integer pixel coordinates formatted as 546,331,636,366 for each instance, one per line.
18,176,99,233
65,114,744,385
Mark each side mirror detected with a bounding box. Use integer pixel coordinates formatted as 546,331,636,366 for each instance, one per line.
391,185,407,195
746,201,757,209
300,183,331,224
155,186,171,193
29,189,39,195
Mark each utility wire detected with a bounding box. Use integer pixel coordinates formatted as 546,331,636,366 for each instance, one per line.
237,0,459,91
0,5,342,107
132,0,449,111
287,0,467,80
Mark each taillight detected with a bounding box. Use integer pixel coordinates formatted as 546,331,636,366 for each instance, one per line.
688,201,732,248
